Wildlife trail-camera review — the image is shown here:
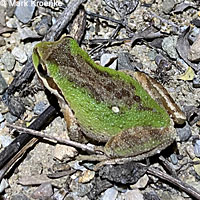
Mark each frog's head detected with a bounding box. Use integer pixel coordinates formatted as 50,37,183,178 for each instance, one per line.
32,36,72,78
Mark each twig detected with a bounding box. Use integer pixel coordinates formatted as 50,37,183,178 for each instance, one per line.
0,105,59,181
45,0,87,41
86,11,123,25
147,167,200,199
6,123,98,154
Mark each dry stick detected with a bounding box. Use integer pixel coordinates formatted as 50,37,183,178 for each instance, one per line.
45,0,87,41
6,123,97,154
147,167,200,200
0,105,58,181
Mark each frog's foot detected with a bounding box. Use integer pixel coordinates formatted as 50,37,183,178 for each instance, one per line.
104,125,176,160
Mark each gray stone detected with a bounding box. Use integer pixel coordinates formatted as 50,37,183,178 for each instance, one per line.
0,6,6,26
162,0,176,14
170,153,178,165
1,51,16,71
100,53,117,70
0,179,9,193
35,15,52,36
6,18,18,29
188,27,200,43
6,6,16,18
0,135,13,147
0,72,7,94
70,179,93,197
124,189,144,200
0,135,14,147
194,140,200,158
188,33,200,62
162,36,179,59
31,183,53,199
193,75,200,88
34,101,48,115
11,194,29,200
12,47,27,63
101,187,118,200
176,122,192,142
0,113,4,123
0,36,6,46
18,27,41,40
4,112,18,123
14,0,35,23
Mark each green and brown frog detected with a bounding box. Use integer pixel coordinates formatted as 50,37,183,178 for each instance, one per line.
32,36,186,160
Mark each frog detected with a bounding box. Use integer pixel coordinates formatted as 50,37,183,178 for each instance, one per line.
32,36,186,160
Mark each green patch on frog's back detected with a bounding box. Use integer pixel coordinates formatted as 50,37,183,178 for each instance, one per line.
47,60,170,139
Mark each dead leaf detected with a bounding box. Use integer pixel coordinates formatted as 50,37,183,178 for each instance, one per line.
177,67,195,81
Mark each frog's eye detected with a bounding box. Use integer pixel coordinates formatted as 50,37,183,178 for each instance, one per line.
38,63,47,77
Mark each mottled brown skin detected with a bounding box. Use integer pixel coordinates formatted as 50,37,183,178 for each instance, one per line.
133,72,186,124
105,125,175,159
44,37,145,109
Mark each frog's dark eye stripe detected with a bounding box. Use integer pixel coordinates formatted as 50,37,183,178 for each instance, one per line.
38,63,48,78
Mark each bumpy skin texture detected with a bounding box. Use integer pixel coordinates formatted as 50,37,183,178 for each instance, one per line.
32,36,183,158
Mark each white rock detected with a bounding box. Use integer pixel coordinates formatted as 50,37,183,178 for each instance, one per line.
124,189,144,200
188,33,200,62
54,144,78,161
0,179,9,193
101,187,118,200
100,53,118,70
12,47,27,64
130,174,149,189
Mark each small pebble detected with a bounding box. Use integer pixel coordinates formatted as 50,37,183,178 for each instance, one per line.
100,53,117,70
124,189,144,200
0,135,14,147
170,153,178,165
101,187,118,200
70,179,93,197
188,33,200,62
176,122,192,142
4,112,18,123
1,51,16,71
114,185,127,193
52,188,68,200
130,174,149,189
35,15,52,36
118,52,136,71
193,76,200,88
11,194,30,200
78,170,95,183
34,101,48,115
162,0,176,14
14,0,35,23
188,27,200,43
0,179,9,193
6,6,16,18
31,183,53,199
54,143,78,160
0,72,8,94
186,144,196,159
193,157,200,176
12,47,27,63
194,140,200,158
6,18,17,28
0,6,6,26
162,36,179,59
0,113,4,123
0,36,6,46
